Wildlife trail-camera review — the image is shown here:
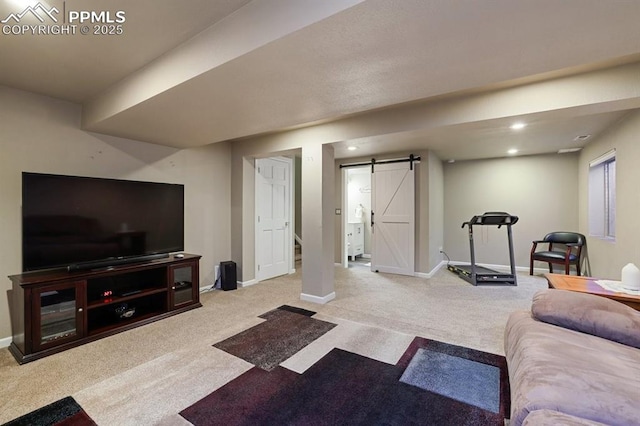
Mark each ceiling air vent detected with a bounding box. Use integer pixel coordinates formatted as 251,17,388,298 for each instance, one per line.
558,148,582,154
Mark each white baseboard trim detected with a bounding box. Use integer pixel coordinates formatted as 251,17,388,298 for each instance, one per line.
414,260,448,279
201,278,259,291
361,254,371,259
300,291,336,304
289,268,296,274
239,279,257,288
0,336,11,349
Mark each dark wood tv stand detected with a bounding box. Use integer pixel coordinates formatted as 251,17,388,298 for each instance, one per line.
8,253,201,364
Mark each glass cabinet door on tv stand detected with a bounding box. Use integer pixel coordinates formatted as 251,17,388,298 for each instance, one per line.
169,261,199,309
9,253,201,364
32,281,85,352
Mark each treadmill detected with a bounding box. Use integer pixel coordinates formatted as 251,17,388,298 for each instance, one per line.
447,212,519,286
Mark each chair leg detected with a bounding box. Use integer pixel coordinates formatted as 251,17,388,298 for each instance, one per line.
530,260,534,275
565,262,570,275
548,263,553,273
576,263,581,276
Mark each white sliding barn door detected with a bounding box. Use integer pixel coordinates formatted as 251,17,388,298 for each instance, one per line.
256,157,292,281
371,162,415,276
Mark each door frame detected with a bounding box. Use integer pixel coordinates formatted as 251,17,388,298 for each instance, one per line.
342,167,349,268
341,158,417,275
255,156,294,282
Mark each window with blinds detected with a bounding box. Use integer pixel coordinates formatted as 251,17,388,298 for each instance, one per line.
588,149,616,239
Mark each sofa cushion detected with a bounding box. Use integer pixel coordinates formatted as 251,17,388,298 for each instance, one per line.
505,310,640,426
531,289,640,349
523,410,608,426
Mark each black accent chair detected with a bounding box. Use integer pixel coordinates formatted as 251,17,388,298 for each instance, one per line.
529,232,586,276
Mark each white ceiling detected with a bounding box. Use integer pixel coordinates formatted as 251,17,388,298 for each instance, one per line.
334,110,632,162
0,0,253,101
2,0,640,161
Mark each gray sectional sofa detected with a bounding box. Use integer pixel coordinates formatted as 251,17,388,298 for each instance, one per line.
505,289,640,425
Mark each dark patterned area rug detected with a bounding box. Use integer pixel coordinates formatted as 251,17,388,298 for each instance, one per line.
397,337,510,419
2,396,96,426
185,322,510,426
213,305,337,371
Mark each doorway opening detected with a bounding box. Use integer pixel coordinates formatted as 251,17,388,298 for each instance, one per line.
341,155,418,276
344,167,372,269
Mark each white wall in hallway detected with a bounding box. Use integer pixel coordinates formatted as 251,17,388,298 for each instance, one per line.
346,168,372,254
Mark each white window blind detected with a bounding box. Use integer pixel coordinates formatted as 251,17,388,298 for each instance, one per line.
588,149,616,239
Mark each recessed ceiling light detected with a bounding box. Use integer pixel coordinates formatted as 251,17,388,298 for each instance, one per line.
573,135,591,141
507,149,519,155
447,159,455,163
510,122,526,130
347,146,358,151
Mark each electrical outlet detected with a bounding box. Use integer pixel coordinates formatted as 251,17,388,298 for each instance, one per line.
214,265,219,279
438,246,443,253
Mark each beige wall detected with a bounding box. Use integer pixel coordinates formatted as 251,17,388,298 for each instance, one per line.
426,151,445,271
301,143,335,301
0,86,231,342
294,156,302,239
579,110,640,279
415,149,445,274
443,153,579,268
230,139,335,298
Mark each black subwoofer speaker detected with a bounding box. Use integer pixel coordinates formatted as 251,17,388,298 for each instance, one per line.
220,261,237,291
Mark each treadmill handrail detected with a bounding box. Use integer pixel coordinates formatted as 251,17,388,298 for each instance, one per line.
461,212,519,227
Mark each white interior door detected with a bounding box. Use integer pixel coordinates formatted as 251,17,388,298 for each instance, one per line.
371,162,415,275
256,157,292,281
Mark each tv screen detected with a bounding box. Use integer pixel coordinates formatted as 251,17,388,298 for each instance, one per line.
22,172,184,272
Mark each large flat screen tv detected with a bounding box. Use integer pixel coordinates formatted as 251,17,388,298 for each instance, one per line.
22,172,184,272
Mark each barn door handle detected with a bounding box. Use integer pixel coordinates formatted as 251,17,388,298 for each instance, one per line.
371,211,374,228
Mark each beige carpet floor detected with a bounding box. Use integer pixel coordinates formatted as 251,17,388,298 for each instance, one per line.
0,264,547,425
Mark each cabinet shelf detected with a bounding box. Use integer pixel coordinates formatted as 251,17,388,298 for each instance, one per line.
88,312,163,337
87,287,168,310
8,253,202,364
